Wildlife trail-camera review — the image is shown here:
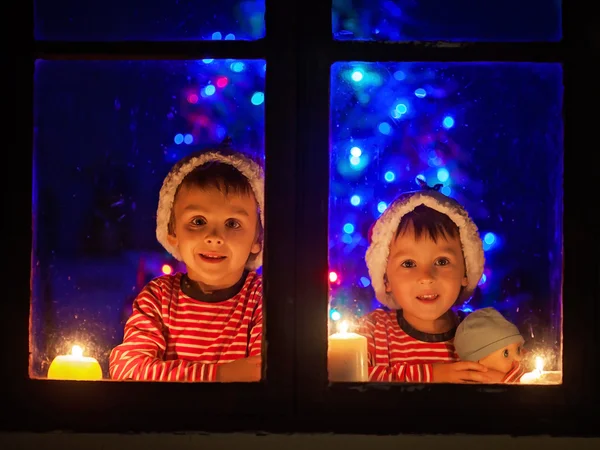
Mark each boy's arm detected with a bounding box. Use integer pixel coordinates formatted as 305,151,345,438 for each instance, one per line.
109,282,217,382
358,315,433,383
247,291,263,357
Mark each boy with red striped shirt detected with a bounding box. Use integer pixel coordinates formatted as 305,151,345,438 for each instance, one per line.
110,142,264,382
358,183,523,383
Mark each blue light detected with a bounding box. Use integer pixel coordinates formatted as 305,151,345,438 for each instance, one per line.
395,103,408,114
377,201,387,213
393,70,406,81
350,146,362,157
378,122,391,134
437,168,450,182
225,33,235,40
441,186,452,196
349,155,361,166
202,59,214,64
212,31,222,40
484,232,496,245
415,174,426,185
251,92,264,105
174,134,184,145
384,171,395,182
350,195,361,206
330,310,342,321
443,116,455,129
204,85,216,96
183,134,193,145
478,273,487,286
341,234,353,244
414,88,427,98
216,126,226,140
231,62,245,72
343,223,355,234
359,277,371,287
351,70,364,82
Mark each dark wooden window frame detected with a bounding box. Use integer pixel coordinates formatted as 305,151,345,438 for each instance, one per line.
6,0,598,437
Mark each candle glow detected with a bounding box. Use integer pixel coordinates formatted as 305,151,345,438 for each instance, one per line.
328,319,368,382
47,344,103,381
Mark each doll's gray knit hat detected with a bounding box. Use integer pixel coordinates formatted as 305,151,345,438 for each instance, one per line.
454,307,524,362
156,139,264,271
365,182,484,308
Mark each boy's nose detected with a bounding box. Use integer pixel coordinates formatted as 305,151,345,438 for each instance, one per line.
204,231,224,246
418,267,435,283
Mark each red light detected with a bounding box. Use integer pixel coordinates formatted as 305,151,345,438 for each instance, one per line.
162,264,173,275
329,271,338,283
187,93,199,104
216,77,229,88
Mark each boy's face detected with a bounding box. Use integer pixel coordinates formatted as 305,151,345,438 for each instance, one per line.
385,221,468,331
167,184,261,292
478,342,523,374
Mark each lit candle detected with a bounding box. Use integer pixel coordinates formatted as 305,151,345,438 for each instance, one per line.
48,345,103,381
520,355,562,385
328,320,368,382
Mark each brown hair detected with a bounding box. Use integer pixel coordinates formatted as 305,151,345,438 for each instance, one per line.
395,204,459,242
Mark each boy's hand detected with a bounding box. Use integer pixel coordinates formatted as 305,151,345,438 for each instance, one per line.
432,361,491,383
216,356,262,382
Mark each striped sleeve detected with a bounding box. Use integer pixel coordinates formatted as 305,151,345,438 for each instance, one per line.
358,315,433,383
109,281,216,382
502,361,526,383
247,285,263,357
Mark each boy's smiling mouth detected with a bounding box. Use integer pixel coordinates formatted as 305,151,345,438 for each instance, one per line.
199,253,226,263
416,293,439,303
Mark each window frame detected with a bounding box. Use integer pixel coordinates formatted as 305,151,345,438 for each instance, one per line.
6,0,599,436
294,0,599,436
8,0,297,433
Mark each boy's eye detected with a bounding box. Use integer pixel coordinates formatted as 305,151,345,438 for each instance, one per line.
401,260,416,268
503,349,509,358
435,258,450,266
226,219,241,229
191,217,206,226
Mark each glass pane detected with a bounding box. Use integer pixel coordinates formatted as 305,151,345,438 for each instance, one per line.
32,59,266,382
333,0,561,41
328,62,563,385
35,0,265,40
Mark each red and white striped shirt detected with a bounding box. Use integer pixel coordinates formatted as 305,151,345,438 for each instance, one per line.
358,309,523,383
109,271,262,382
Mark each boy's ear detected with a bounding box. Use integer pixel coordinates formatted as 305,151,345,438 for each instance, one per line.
384,273,391,293
250,241,261,255
167,233,178,248
461,275,468,287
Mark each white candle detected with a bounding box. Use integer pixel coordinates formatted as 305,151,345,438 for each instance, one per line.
520,356,562,384
328,320,368,382
48,345,103,381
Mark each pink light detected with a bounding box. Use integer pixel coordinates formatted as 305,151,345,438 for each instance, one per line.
187,93,199,104
216,77,229,88
329,271,338,283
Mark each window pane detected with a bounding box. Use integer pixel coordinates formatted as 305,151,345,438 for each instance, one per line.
333,0,561,41
328,62,563,385
35,0,265,40
32,59,266,381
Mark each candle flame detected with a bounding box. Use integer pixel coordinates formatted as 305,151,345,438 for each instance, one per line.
71,345,84,358
535,356,544,373
338,320,349,334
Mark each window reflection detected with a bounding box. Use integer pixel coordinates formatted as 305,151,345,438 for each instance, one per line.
32,59,265,380
332,0,561,42
35,0,265,40
328,62,563,384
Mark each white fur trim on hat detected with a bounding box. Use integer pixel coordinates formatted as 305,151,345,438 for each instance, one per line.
156,149,264,271
365,189,484,308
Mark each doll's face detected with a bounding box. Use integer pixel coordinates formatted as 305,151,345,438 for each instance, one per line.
478,342,523,374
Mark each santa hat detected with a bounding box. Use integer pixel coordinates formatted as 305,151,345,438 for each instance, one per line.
365,182,484,308
156,139,265,271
